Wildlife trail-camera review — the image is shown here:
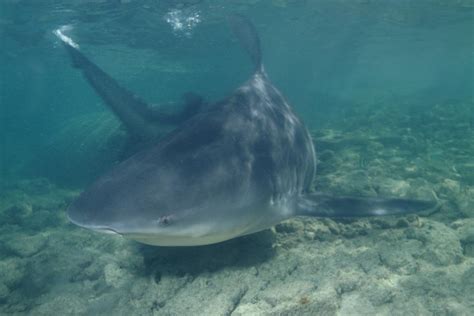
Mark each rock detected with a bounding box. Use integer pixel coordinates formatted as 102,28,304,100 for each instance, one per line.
452,219,474,257
260,281,315,307
335,270,362,295
406,220,463,266
0,203,32,225
104,263,129,288
4,234,48,257
275,219,304,234
439,178,461,195
395,218,410,228
0,258,26,288
457,188,474,218
28,210,61,230
377,178,411,197
369,283,396,306
32,295,87,315
340,220,371,238
0,283,10,302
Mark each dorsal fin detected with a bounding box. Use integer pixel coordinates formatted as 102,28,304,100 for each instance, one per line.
228,14,263,73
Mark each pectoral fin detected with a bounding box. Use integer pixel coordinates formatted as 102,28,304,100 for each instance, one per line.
296,193,437,218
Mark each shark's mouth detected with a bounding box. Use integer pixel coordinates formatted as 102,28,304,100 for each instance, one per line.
67,211,120,235
97,227,121,235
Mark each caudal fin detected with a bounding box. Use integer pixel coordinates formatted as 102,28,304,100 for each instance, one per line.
55,28,158,140
296,193,437,218
55,28,202,140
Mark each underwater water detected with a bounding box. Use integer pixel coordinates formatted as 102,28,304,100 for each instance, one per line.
1,0,474,314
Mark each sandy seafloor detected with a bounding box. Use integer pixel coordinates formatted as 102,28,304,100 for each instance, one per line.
1,101,473,315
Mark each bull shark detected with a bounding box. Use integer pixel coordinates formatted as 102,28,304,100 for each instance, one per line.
57,16,434,246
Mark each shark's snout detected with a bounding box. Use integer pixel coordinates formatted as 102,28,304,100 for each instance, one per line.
67,199,112,233
67,197,93,228
67,186,131,234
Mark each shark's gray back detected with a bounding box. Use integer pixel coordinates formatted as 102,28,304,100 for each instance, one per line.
231,72,316,201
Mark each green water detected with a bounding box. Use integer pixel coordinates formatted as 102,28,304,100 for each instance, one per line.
1,1,473,315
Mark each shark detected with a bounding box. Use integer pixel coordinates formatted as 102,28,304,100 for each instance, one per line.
58,16,434,246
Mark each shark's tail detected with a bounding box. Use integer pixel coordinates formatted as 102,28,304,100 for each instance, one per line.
296,193,438,218
53,27,202,141
54,27,159,140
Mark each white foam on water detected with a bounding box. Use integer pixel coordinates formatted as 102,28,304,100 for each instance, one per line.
165,9,201,37
53,25,79,49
